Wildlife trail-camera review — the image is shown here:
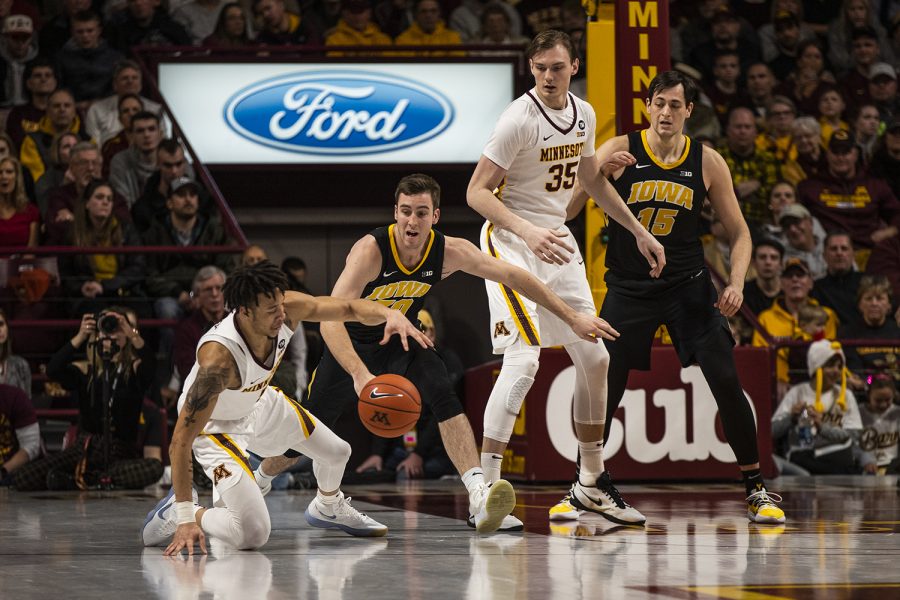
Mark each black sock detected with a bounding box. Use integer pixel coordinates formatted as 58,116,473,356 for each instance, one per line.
742,468,765,496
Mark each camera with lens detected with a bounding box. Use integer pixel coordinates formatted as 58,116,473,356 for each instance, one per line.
94,312,120,335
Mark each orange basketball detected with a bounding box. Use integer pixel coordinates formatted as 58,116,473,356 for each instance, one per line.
358,374,422,437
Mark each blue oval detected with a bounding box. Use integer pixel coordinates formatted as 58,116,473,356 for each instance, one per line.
224,71,454,155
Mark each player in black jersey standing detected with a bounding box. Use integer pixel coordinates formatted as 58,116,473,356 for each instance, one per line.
552,70,785,524
258,173,616,533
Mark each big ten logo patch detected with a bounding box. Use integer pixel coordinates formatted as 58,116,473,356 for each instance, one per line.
365,281,432,315
213,463,232,484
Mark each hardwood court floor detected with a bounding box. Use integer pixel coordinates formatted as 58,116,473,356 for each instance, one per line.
1,476,898,599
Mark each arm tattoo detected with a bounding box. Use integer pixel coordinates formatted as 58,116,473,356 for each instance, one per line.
182,365,230,427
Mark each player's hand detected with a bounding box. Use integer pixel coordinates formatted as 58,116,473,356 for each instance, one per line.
355,454,383,473
164,523,207,557
715,284,743,317
635,230,666,278
571,313,619,342
380,309,433,350
397,452,424,478
352,370,377,396
522,224,575,265
601,151,636,177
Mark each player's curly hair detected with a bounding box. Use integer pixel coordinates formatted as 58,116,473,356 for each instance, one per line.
223,260,289,311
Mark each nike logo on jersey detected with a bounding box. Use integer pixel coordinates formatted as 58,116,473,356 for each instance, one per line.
369,388,402,400
543,134,554,141
635,164,651,169
383,270,398,277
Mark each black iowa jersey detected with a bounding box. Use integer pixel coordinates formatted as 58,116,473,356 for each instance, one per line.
607,130,706,283
345,224,445,344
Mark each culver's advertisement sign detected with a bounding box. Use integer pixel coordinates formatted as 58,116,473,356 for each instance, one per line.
158,63,513,164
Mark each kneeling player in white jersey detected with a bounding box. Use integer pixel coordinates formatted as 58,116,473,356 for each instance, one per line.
467,30,665,526
141,261,432,555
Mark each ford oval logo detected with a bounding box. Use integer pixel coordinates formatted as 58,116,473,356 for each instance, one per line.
224,71,454,155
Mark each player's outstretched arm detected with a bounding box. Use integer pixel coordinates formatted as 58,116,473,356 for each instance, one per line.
467,155,576,265
166,342,239,557
578,138,666,278
704,146,752,317
443,236,619,342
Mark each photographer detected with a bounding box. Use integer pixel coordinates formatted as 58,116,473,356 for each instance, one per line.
13,307,163,491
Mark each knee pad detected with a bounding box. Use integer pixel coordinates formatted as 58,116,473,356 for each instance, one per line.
238,511,271,550
483,345,540,443
565,339,610,426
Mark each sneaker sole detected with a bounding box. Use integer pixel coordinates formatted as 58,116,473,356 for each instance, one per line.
548,508,582,521
748,511,786,525
570,496,646,526
304,508,388,538
466,516,524,532
476,479,516,533
141,487,175,546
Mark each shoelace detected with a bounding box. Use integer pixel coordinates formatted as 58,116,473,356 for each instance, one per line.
596,478,629,509
334,495,368,519
746,489,783,507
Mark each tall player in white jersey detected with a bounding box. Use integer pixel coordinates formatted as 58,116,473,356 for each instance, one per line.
141,261,432,555
467,30,666,525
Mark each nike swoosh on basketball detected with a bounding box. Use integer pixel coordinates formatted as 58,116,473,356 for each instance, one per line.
543,134,554,141
369,388,402,400
383,270,398,277
635,164,651,169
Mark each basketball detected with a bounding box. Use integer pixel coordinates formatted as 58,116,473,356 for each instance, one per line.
358,374,422,437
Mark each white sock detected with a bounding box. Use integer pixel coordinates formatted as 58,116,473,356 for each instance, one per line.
316,491,340,514
461,467,484,496
578,439,604,487
481,452,503,484
254,464,275,489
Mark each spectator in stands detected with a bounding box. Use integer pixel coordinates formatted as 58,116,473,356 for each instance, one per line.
56,10,124,110
449,0,522,44
702,210,739,288
841,275,900,380
757,96,797,162
798,128,900,258
39,0,91,58
745,62,777,121
840,26,883,108
705,50,750,127
852,102,882,164
687,7,760,83
0,308,30,397
101,93,143,176
34,131,78,214
133,138,200,232
201,2,252,47
59,179,146,316
817,85,850,145
772,339,874,474
142,176,234,327
779,204,827,279
866,234,900,304
84,60,162,147
325,0,391,55
241,244,267,266
0,157,39,248
867,62,900,125
827,0,893,75
812,231,863,325
0,132,34,202
782,116,828,185
870,119,900,198
778,38,835,117
753,257,838,384
170,265,226,391
19,88,88,184
172,0,226,45
759,2,815,65
396,0,462,54
477,2,528,47
858,374,900,473
0,383,39,486
719,106,781,234
0,15,38,107
765,8,805,80
5,58,57,149
14,308,163,490
253,0,321,46
45,142,131,246
373,0,412,39
107,0,192,52
282,255,312,295
743,238,784,315
109,110,162,208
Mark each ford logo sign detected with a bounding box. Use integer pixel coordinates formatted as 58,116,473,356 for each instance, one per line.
224,71,454,155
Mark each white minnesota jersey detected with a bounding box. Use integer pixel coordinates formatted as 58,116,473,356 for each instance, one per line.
482,89,596,229
178,311,294,423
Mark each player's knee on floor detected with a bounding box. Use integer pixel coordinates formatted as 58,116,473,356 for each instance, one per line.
237,511,271,550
